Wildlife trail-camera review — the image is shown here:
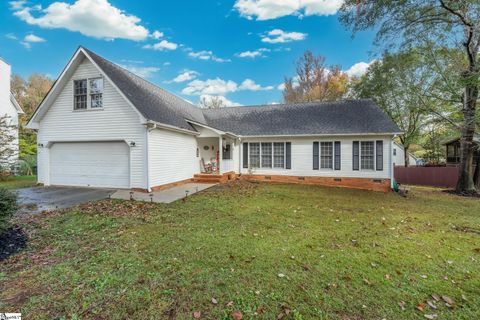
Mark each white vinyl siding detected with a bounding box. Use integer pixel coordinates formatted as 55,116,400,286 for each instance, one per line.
37,57,147,189
148,128,199,188
241,136,392,179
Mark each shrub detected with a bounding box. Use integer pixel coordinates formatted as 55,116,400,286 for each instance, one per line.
0,187,17,232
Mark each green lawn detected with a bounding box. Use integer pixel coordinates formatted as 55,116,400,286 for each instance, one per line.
0,175,37,190
1,183,479,319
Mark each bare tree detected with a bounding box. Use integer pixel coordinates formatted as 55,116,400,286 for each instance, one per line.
199,96,227,109
283,51,349,103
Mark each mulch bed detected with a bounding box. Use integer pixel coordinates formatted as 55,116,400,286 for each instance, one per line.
0,225,28,261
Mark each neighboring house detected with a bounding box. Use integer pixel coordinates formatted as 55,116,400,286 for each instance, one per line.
443,136,480,166
27,47,402,192
0,58,24,169
392,142,418,167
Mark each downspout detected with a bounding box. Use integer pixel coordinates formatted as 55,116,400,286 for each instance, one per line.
145,123,156,192
390,136,394,189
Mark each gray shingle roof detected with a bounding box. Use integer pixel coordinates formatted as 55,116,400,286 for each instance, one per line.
83,47,401,136
202,100,401,136
83,47,206,132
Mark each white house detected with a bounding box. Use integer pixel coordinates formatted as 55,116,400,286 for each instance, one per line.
27,47,402,192
0,58,23,169
392,142,418,167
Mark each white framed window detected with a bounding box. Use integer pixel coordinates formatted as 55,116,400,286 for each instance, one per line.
73,77,104,110
261,143,272,168
74,79,88,110
90,78,104,108
320,142,333,169
249,143,260,168
273,142,285,168
361,141,375,170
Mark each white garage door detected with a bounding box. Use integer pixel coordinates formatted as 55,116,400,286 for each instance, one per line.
50,142,130,188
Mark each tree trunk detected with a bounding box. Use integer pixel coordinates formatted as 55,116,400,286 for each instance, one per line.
474,151,480,189
404,146,410,167
455,81,478,193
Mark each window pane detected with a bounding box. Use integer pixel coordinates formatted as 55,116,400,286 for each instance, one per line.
320,142,333,169
249,143,260,168
74,95,87,110
261,143,272,168
90,94,102,108
90,78,104,93
361,141,374,170
274,142,285,168
74,80,87,95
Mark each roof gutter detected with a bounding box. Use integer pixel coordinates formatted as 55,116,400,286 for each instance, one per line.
238,132,404,138
146,120,200,136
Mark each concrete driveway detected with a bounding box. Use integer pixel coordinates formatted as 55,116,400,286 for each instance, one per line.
16,186,116,214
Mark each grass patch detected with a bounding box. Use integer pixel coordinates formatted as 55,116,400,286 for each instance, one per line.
1,183,479,319
0,176,37,190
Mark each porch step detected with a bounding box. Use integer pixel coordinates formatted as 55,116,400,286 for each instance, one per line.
193,174,223,183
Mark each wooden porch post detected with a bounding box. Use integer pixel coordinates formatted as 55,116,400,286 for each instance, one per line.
218,136,222,174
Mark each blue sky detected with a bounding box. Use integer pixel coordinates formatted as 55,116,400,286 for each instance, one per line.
0,0,376,106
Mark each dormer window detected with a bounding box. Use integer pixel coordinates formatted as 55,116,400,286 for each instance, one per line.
90,78,103,108
74,78,103,110
74,79,87,110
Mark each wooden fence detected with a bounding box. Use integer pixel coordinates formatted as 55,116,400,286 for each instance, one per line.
394,166,459,188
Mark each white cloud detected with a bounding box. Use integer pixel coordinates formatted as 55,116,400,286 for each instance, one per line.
143,40,178,51
119,64,160,78
187,50,231,63
11,0,149,41
199,95,242,107
345,60,375,77
5,33,18,40
234,0,344,20
9,0,26,10
182,78,238,96
163,62,171,66
261,29,307,44
19,33,46,48
151,30,163,39
24,33,46,43
182,77,273,95
236,48,270,58
239,79,273,91
172,70,199,83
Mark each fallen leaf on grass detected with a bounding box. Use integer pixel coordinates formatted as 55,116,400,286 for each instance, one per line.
385,274,392,280
442,295,454,306
431,294,440,302
226,301,234,307
427,301,437,310
211,298,218,305
424,314,438,319
231,311,243,320
193,311,201,319
278,273,286,278
363,278,372,285
398,301,406,311
416,303,425,312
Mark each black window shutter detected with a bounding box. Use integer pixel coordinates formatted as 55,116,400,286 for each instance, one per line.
313,142,319,170
353,141,359,171
334,141,341,170
243,143,248,168
376,140,383,171
285,142,291,169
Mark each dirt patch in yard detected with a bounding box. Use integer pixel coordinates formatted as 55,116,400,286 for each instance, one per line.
0,225,28,261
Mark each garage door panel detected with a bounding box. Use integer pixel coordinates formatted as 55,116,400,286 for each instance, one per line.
50,142,130,188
